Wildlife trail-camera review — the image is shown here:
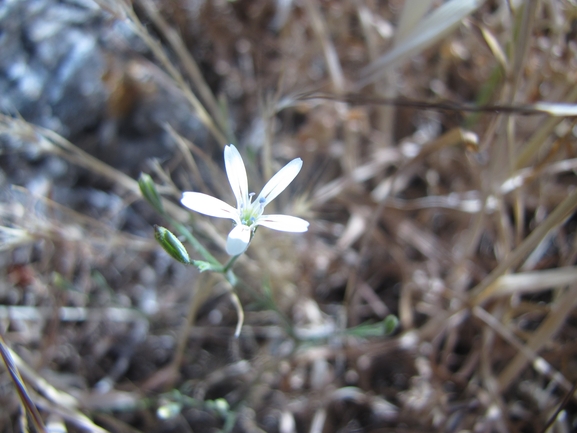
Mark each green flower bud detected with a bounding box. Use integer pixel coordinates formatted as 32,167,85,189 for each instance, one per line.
383,315,399,335
154,226,190,264
139,173,164,213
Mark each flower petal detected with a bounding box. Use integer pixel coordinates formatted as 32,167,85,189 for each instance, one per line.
257,214,309,232
181,192,239,221
256,158,303,207
226,224,251,255
224,144,249,209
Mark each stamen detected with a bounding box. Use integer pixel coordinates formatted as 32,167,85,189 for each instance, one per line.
258,197,266,214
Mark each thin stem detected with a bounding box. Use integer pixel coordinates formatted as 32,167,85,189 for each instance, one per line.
222,254,241,274
121,3,228,147
167,217,221,267
0,335,47,433
234,278,297,341
228,291,245,338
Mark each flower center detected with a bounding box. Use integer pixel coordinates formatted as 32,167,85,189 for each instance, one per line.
239,194,265,227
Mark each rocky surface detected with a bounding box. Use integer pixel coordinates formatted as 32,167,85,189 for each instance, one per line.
0,0,205,174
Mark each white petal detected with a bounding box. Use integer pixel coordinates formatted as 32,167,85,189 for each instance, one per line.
181,192,239,221
256,158,303,207
257,214,309,232
224,144,249,209
226,224,251,255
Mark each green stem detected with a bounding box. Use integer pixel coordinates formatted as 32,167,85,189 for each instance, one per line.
222,254,240,274
168,218,221,267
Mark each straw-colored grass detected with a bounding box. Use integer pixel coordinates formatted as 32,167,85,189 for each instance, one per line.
1,0,577,432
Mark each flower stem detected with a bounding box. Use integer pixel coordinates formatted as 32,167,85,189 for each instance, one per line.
168,217,220,267
222,254,240,274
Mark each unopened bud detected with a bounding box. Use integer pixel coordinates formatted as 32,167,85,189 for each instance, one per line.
383,315,399,335
154,226,190,264
139,173,164,213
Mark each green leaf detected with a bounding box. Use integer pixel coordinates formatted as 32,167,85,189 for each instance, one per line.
192,260,217,272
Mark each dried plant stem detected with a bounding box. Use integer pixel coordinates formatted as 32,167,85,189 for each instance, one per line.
471,187,577,304
345,128,475,322
229,290,245,338
515,83,577,169
473,306,572,392
0,335,47,433
358,0,483,86
540,382,577,433
0,116,229,252
165,125,230,198
497,284,577,391
303,0,345,93
137,0,228,137
15,355,72,412
475,267,577,300
165,124,209,193
506,0,538,247
121,3,228,146
170,273,215,380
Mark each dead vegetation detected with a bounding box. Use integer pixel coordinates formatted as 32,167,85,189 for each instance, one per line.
1,0,577,432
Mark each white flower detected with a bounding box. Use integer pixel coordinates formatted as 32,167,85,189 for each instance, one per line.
181,144,309,255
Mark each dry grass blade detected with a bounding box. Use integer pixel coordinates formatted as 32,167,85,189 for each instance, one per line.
0,226,34,250
475,267,577,303
229,290,245,338
7,348,79,410
0,114,139,196
540,382,577,433
510,0,538,90
471,188,577,304
515,84,577,169
312,147,402,205
46,415,67,433
1,121,249,360
372,127,478,201
497,284,577,391
34,397,111,433
478,24,508,73
0,335,47,433
394,0,434,44
0,306,144,323
165,124,209,194
531,102,577,116
3,185,156,252
358,0,484,86
305,0,345,94
501,157,577,195
300,92,577,117
90,0,126,19
303,0,345,93
0,115,229,249
115,2,228,146
472,306,572,392
137,0,228,136
2,0,577,431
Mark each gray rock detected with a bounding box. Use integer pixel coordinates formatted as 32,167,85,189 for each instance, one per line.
0,0,107,136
